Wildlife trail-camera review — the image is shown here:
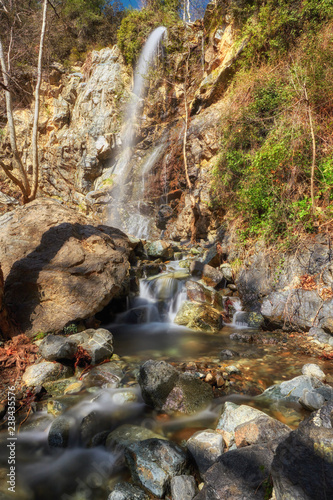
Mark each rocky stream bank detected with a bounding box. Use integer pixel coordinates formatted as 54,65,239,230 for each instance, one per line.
0,199,333,500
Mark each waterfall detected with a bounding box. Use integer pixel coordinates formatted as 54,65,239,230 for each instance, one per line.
107,27,167,237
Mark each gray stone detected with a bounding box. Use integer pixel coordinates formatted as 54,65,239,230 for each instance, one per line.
22,361,73,387
216,402,266,448
108,483,148,500
220,263,233,281
145,240,174,260
162,373,213,414
234,415,291,448
308,326,331,344
271,402,333,500
187,430,224,475
48,415,76,447
138,360,179,409
224,365,241,375
170,475,197,500
80,361,123,388
320,316,333,334
299,389,325,411
69,328,113,364
259,375,324,402
190,261,224,287
106,424,167,453
194,445,274,500
39,334,77,361
219,349,240,360
125,438,189,498
301,363,326,381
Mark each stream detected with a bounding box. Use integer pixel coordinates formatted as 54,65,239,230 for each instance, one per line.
0,258,332,500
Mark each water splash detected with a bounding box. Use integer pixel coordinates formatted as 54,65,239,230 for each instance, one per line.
108,27,167,236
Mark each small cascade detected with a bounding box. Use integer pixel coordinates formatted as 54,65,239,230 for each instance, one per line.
228,297,249,328
107,27,167,237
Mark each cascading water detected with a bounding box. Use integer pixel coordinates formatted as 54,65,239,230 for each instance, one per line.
107,27,167,237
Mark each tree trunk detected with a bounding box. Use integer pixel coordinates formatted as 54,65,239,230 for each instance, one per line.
30,0,48,201
303,83,316,211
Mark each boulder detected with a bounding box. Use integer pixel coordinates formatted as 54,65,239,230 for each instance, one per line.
48,415,76,447
108,483,149,500
234,414,291,448
299,389,325,411
0,199,130,336
301,363,326,382
69,328,114,364
170,475,197,500
106,424,167,453
174,301,223,331
39,334,77,361
308,326,331,344
259,375,324,402
194,444,274,500
271,402,333,499
145,240,174,260
80,361,124,388
125,438,189,498
216,402,266,448
138,360,213,414
190,261,224,287
321,316,333,334
187,430,224,475
186,280,223,310
22,361,73,387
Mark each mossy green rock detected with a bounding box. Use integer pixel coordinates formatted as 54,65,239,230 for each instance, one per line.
174,301,223,331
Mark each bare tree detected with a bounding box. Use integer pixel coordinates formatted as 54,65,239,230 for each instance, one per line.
0,0,48,203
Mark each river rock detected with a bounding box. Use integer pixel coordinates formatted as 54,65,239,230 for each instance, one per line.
81,361,124,388
301,363,326,381
139,360,213,413
22,361,73,387
39,334,77,361
69,328,114,364
106,424,167,453
108,483,149,500
48,415,76,447
219,349,240,360
170,475,197,500
299,389,326,411
216,402,266,448
321,316,333,334
186,280,223,310
259,375,324,402
187,430,224,475
145,240,174,260
194,444,274,500
162,373,213,414
125,438,189,498
0,199,130,336
234,414,291,448
174,301,223,331
308,326,331,344
271,401,333,499
190,261,224,287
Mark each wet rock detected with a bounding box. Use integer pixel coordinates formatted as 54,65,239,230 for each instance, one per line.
259,375,324,402
81,361,124,388
175,301,223,331
170,475,197,500
108,482,149,500
219,349,240,360
271,402,333,500
22,361,73,387
301,363,326,381
156,205,174,230
64,381,85,394
39,334,77,361
48,415,76,447
216,402,265,448
229,331,254,342
145,240,174,260
138,360,213,414
224,365,241,375
43,377,81,396
190,261,224,287
194,444,274,500
203,246,221,267
125,438,189,498
187,430,224,475
138,360,179,409
186,280,223,310
0,199,130,336
47,395,80,417
234,414,291,448
299,389,325,411
106,424,167,453
162,373,213,414
69,328,113,364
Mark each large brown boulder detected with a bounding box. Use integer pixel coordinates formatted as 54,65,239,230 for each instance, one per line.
0,199,131,336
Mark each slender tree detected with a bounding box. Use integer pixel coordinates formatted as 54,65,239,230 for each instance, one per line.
0,0,48,203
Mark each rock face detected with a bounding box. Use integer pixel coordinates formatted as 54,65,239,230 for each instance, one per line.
271,402,333,499
0,199,130,336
